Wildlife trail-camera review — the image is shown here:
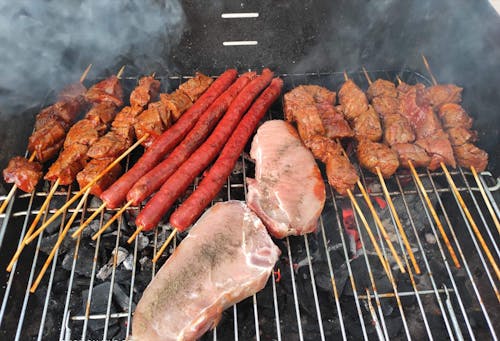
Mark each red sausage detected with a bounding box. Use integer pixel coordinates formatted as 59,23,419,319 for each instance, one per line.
134,70,276,231
139,77,282,232
100,69,237,209
127,72,257,206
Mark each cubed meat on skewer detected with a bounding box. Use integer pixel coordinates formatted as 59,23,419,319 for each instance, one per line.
35,99,85,131
372,96,399,117
447,127,478,146
85,75,124,107
438,103,473,130
357,138,399,178
111,106,143,140
284,87,326,140
77,158,122,196
85,102,119,127
3,156,43,193
319,104,354,139
45,143,89,185
129,76,161,111
453,143,488,172
338,79,369,120
134,100,171,148
57,82,87,103
420,84,462,109
87,131,131,160
28,121,67,162
178,72,214,102
351,105,383,142
382,113,415,145
63,119,105,149
160,90,193,122
391,143,431,168
367,79,398,100
415,132,456,170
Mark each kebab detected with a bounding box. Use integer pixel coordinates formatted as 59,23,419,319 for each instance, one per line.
29,71,219,242
71,72,216,239
421,55,499,284
122,70,273,248
1,64,92,215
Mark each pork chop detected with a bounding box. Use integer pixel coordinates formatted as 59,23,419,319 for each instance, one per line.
132,201,280,341
247,120,326,238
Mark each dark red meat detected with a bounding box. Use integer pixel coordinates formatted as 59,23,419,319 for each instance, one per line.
3,157,43,193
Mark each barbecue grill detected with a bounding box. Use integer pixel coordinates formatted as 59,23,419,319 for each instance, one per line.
1,1,499,340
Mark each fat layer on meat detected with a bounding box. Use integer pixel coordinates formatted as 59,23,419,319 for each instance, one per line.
131,201,280,341
247,120,325,238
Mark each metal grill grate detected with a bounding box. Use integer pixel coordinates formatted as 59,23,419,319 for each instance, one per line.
0,70,499,340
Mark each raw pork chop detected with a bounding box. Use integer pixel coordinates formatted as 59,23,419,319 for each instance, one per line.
131,201,280,341
247,120,326,238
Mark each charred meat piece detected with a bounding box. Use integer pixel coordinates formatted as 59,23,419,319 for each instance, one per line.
3,157,43,193
284,86,325,141
454,143,488,172
28,120,67,162
134,100,171,148
246,121,325,238
77,158,122,196
383,113,415,145
415,132,456,170
85,75,123,107
85,102,119,127
391,143,431,168
160,90,192,122
129,76,161,110
338,79,369,120
357,139,399,178
447,127,478,146
178,72,214,102
132,201,280,341
351,105,383,142
438,103,473,130
45,143,89,185
111,106,142,140
63,119,105,148
420,84,462,109
367,79,398,100
87,131,130,160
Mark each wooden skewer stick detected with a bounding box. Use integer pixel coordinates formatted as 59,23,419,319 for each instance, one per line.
91,200,133,240
421,54,499,274
30,188,91,293
0,153,37,215
127,226,144,244
25,134,148,244
152,228,178,263
71,202,105,238
470,166,500,234
361,66,421,274
79,64,93,83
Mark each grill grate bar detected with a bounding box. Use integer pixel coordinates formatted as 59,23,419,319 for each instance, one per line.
285,236,305,341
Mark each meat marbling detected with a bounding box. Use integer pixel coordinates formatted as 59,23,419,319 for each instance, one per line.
247,120,326,238
131,201,280,341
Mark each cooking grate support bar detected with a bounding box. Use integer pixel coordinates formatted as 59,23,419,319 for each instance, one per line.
0,71,498,340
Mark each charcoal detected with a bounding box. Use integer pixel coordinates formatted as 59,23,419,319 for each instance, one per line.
113,282,135,312
97,247,128,280
62,246,97,277
40,225,92,255
122,253,134,270
80,282,117,331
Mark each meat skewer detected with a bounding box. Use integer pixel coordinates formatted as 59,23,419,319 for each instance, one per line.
30,72,216,242
421,55,500,284
152,77,282,263
0,64,93,216
92,71,261,242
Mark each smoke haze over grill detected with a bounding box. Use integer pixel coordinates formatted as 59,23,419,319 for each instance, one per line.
0,0,185,111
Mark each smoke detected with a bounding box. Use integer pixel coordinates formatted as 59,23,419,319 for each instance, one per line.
0,0,185,112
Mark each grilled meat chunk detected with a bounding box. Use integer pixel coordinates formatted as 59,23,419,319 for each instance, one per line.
415,132,456,170
338,79,369,120
63,119,104,148
87,131,130,160
319,104,354,139
57,82,87,102
111,106,142,140
367,79,398,100
391,143,431,168
132,201,280,341
178,72,214,102
357,139,399,178
77,158,122,196
134,100,171,148
45,143,89,185
284,86,325,140
351,105,383,142
454,143,488,172
398,82,429,127
438,103,473,130
382,113,415,145
372,96,399,117
246,121,325,238
3,157,43,193
421,84,462,109
35,99,84,131
130,76,161,110
85,75,123,107
85,101,118,127
28,120,67,162
160,90,193,122
447,127,477,146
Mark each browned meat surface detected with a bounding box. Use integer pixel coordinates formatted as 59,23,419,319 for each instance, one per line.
35,100,84,131
391,143,431,168
351,105,383,142
319,104,354,139
303,84,336,104
367,79,398,100
111,106,142,140
85,102,118,127
413,107,443,139
415,133,456,170
338,79,369,120
421,84,462,109
77,158,122,196
372,96,399,117
383,113,415,145
57,82,87,102
397,82,429,128
178,72,214,102
3,157,43,193
438,103,473,130
130,76,161,110
160,90,193,122
85,75,124,107
447,127,477,146
45,144,89,185
357,139,399,178
284,87,325,140
28,120,67,162
63,120,103,148
454,143,488,172
87,131,130,159
304,135,342,162
134,101,171,147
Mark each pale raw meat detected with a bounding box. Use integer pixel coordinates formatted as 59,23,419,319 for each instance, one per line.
247,120,326,238
131,201,280,341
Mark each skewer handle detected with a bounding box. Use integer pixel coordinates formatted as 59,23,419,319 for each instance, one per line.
91,200,133,240
152,228,178,263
